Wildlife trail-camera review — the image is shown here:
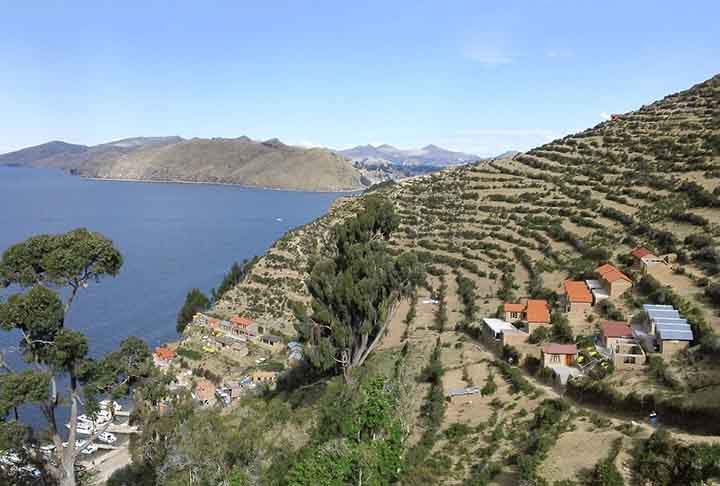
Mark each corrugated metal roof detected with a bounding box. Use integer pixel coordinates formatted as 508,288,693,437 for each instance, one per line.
653,317,688,325
647,309,681,319
656,322,691,330
657,328,694,341
585,279,604,290
482,318,516,334
643,304,675,311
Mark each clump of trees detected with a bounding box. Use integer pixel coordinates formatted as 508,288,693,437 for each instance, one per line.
0,228,153,486
211,257,258,302
434,276,449,332
296,196,425,382
633,430,720,485
455,272,478,323
176,288,210,333
287,377,404,485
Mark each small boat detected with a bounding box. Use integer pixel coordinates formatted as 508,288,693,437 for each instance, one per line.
275,217,283,222
97,432,117,444
66,423,95,435
99,400,122,412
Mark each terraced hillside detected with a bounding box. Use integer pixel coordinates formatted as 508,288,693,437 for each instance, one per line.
204,74,720,484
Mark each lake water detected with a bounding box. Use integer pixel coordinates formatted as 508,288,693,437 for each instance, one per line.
0,167,343,423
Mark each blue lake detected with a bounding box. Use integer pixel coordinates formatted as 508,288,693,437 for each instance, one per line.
0,167,343,420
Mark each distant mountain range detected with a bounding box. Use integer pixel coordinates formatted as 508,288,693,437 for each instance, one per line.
339,143,481,167
0,137,364,192
0,138,517,191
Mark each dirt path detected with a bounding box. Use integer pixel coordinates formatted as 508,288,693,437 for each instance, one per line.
81,446,131,485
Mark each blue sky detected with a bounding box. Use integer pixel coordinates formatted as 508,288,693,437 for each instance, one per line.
1,1,718,156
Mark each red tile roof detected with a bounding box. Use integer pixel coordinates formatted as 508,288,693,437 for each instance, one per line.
596,264,632,284
601,321,633,338
155,346,176,361
526,299,550,323
230,316,254,327
504,303,525,313
631,247,653,259
564,280,593,303
208,317,220,329
543,343,578,355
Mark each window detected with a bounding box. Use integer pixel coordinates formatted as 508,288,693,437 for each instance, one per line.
550,354,561,363
624,356,636,364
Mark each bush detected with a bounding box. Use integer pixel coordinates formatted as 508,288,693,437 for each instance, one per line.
176,347,202,360
528,326,550,344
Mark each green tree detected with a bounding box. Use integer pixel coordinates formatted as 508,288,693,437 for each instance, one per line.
550,312,574,343
297,197,424,382
0,229,153,486
211,258,257,302
176,288,210,333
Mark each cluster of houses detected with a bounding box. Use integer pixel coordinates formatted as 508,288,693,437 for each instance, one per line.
150,312,305,409
477,250,697,385
562,263,632,314
190,312,296,356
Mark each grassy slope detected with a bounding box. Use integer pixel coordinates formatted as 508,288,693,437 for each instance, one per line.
209,74,720,484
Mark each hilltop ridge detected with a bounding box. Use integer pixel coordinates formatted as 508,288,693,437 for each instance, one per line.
0,136,365,192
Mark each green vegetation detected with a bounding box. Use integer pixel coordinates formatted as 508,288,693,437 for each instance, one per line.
176,288,210,333
211,257,258,302
456,271,478,323
0,229,153,486
297,196,425,381
435,275,449,331
633,430,720,485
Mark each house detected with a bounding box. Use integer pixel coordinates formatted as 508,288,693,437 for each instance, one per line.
214,335,249,356
600,321,633,348
502,300,550,333
259,334,285,350
219,316,259,340
481,318,529,346
542,343,578,367
526,299,551,334
596,264,632,298
194,379,217,406
631,248,666,273
657,326,693,357
251,371,279,386
153,346,176,368
563,281,593,314
503,303,526,323
642,304,694,357
600,321,646,369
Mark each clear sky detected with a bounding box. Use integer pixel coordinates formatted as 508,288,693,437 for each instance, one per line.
1,1,718,156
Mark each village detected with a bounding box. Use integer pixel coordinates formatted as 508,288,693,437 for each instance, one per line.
474,247,688,385
149,243,698,422
151,312,304,408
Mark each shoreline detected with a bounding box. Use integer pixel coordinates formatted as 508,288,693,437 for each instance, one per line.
81,175,368,194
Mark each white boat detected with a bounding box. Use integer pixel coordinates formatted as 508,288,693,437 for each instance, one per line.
97,432,117,444
78,411,111,425
99,400,122,412
66,423,94,435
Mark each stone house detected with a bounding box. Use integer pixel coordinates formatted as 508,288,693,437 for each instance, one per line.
541,343,577,367
596,264,632,298
600,321,646,369
563,280,593,315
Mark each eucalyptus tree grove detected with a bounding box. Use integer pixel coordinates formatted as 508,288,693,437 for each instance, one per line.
0,229,153,486
296,196,425,382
